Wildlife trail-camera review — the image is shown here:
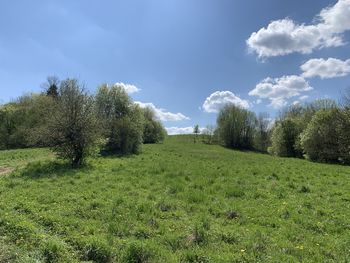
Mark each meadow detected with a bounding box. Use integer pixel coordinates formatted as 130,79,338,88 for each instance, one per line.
0,135,349,262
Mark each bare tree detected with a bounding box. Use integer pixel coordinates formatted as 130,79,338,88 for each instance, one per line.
202,124,215,144
341,86,350,108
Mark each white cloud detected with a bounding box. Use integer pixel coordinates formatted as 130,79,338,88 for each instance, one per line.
247,0,350,58
248,75,312,108
135,101,190,121
299,95,309,101
165,126,194,135
114,82,140,94
165,126,206,135
301,58,350,79
202,91,250,113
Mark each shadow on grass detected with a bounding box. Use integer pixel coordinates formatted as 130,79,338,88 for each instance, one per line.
99,150,138,159
20,160,92,178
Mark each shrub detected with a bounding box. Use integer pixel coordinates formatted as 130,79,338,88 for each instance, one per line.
45,79,99,167
142,107,166,144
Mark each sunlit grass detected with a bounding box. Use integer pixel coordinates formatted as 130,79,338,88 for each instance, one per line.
0,135,349,262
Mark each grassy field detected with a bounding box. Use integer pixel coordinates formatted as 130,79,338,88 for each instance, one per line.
0,136,349,262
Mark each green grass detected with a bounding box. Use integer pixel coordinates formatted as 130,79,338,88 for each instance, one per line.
0,135,349,262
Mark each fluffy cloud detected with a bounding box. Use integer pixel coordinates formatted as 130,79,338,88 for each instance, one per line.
301,58,350,79
114,82,140,94
248,75,312,108
135,101,190,121
202,91,249,113
247,0,350,57
165,126,195,135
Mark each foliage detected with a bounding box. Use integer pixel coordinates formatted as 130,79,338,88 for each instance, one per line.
253,112,271,152
268,118,303,157
96,84,144,155
269,99,338,158
43,76,60,98
216,104,256,150
300,108,350,163
45,79,99,167
142,107,166,144
202,125,215,144
193,125,200,143
0,94,54,150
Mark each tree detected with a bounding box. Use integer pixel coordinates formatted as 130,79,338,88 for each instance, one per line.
45,79,98,167
216,104,256,150
269,99,337,158
268,118,303,157
142,107,166,144
43,76,60,98
254,112,271,152
0,94,54,149
300,109,342,163
193,125,200,143
338,110,350,164
341,87,350,108
0,104,18,149
95,84,144,155
202,125,215,144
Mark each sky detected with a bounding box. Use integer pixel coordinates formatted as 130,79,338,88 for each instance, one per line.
0,0,350,134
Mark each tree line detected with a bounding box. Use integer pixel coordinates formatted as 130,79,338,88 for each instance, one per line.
211,94,350,165
0,77,166,167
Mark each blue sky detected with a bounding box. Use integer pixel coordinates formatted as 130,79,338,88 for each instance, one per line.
1,0,350,134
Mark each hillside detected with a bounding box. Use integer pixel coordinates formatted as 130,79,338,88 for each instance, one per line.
0,136,349,262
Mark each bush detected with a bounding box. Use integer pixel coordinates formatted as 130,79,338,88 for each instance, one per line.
45,79,99,167
216,104,256,150
105,105,144,154
142,107,166,144
0,94,54,150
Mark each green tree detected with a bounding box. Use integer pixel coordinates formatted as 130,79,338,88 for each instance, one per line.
45,79,99,167
96,84,144,154
300,109,342,163
142,107,166,144
268,118,303,157
254,112,271,152
193,125,200,143
216,104,256,150
43,76,60,98
202,125,215,144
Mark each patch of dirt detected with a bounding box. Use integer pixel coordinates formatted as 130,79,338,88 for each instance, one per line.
0,167,14,176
